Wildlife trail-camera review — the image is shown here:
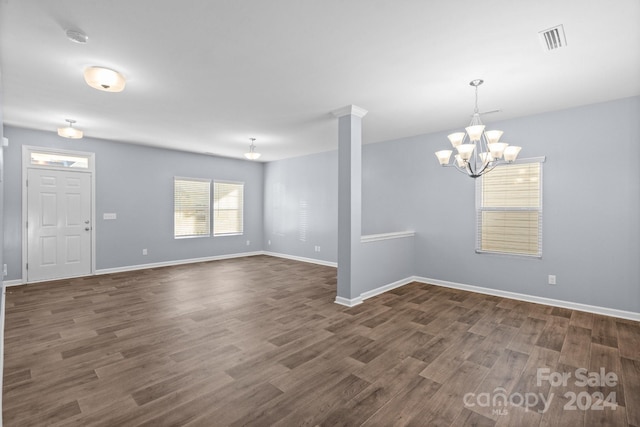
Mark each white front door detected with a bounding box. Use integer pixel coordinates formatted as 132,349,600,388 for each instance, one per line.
26,168,92,282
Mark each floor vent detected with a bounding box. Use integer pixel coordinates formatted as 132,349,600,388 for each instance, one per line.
539,25,567,51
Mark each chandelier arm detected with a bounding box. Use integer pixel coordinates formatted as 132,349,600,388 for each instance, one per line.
451,163,474,176
474,84,479,113
465,160,475,176
476,160,500,177
450,156,501,178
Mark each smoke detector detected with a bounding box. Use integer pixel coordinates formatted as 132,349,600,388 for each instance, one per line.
538,25,566,52
66,29,88,44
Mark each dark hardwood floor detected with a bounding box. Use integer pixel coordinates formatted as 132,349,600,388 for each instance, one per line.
3,255,639,426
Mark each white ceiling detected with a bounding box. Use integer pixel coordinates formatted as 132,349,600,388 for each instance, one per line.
1,0,639,161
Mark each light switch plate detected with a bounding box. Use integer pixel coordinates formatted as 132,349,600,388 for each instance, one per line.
103,213,117,220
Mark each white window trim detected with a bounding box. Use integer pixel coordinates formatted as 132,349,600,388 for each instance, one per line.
475,156,546,258
24,146,95,172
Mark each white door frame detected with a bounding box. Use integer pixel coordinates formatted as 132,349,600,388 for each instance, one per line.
22,146,96,283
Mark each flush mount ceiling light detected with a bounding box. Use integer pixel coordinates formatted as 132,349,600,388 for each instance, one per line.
434,79,522,178
244,138,261,160
84,66,126,92
57,119,83,139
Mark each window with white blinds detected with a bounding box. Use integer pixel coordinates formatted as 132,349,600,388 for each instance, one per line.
174,177,211,238
214,181,244,236
476,161,543,256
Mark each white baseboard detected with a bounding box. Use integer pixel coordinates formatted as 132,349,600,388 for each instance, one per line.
361,276,416,300
413,276,640,322
2,251,332,286
334,296,363,307
263,251,338,268
95,251,265,275
2,280,23,287
334,276,415,307
332,274,640,321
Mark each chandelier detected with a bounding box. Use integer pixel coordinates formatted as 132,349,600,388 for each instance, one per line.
435,79,521,178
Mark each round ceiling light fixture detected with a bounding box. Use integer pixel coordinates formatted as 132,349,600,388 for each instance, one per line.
84,66,126,92
57,119,83,139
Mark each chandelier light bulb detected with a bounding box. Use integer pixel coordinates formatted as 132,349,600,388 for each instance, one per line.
485,130,504,144
435,150,453,165
456,144,475,161
447,132,466,147
488,142,508,159
504,146,522,162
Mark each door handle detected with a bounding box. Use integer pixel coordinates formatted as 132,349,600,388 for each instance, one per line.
85,220,90,224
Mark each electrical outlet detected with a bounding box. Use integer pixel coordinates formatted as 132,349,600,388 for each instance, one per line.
3,264,7,277
548,275,556,285
268,240,271,245
142,249,148,255
246,240,250,246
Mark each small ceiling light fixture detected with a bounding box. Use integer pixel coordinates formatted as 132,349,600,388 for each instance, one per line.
84,66,126,92
65,29,88,44
57,119,83,139
434,79,522,178
244,138,261,160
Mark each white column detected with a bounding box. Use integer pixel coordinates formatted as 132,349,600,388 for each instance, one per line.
332,105,367,305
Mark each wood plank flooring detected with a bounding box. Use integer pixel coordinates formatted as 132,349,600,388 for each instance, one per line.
3,255,639,426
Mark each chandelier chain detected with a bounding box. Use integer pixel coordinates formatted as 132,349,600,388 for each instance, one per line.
474,85,479,114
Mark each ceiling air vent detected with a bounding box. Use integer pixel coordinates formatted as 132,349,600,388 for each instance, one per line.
538,25,567,52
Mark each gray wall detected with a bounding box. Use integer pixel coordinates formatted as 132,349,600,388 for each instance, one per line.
2,126,264,280
263,96,640,313
263,150,338,263
361,135,423,235
417,96,640,313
